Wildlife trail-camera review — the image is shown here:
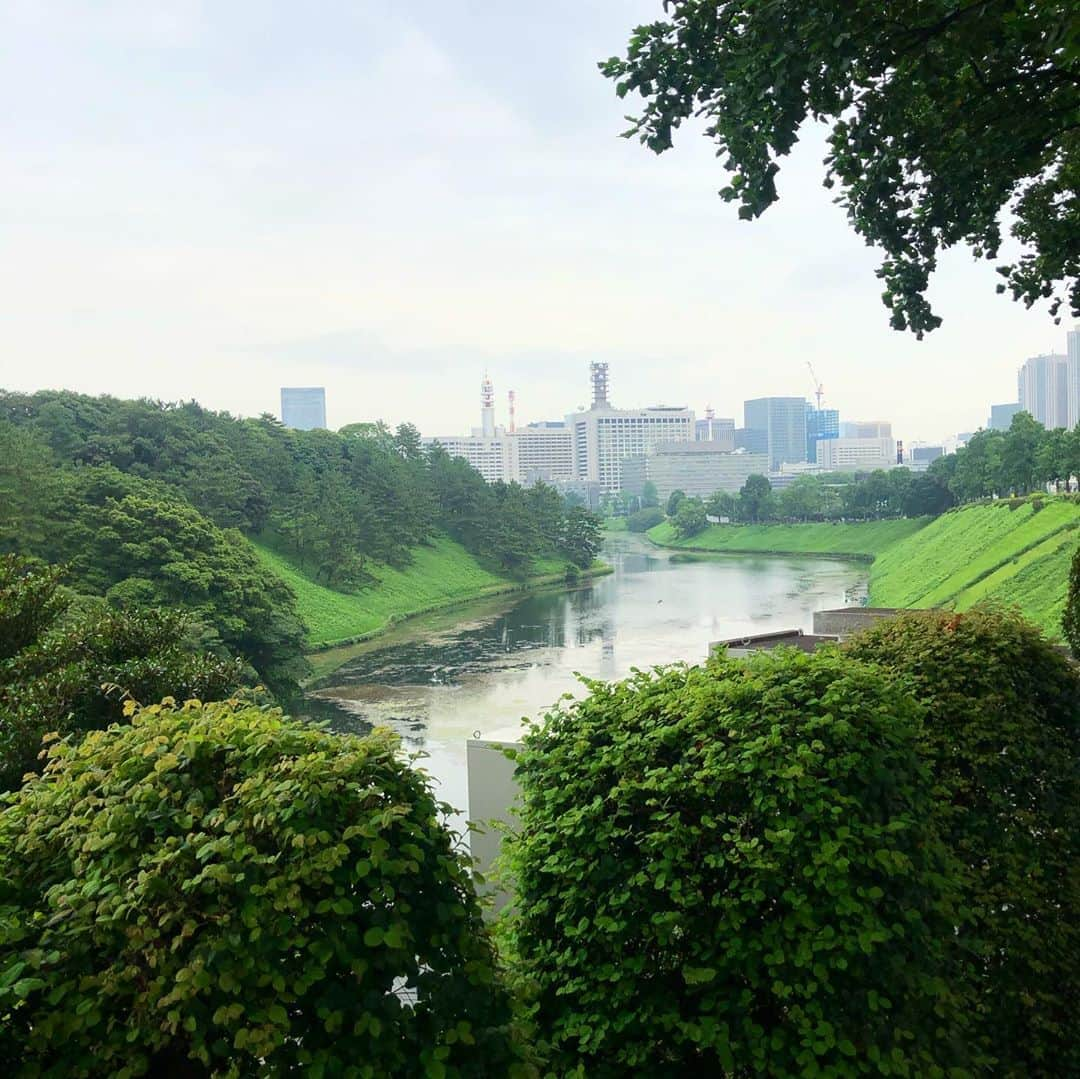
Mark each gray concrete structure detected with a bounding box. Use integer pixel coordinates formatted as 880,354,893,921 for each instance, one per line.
811,607,902,638
466,738,519,913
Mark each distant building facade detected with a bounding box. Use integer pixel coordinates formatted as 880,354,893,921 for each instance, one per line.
280,387,327,430
622,443,769,502
1018,353,1068,429
744,397,808,471
840,420,892,439
1068,327,1080,428
806,407,840,463
989,403,1021,431
695,410,735,449
510,422,574,483
816,437,897,472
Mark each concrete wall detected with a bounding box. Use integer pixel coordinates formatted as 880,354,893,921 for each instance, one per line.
466,739,521,913
812,607,901,638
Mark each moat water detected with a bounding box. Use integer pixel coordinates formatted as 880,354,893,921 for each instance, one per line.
301,534,867,820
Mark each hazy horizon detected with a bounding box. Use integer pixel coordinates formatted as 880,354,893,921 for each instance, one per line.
2,1,1073,443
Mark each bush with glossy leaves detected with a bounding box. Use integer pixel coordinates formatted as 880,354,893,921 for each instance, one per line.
503,649,971,1076
0,700,526,1077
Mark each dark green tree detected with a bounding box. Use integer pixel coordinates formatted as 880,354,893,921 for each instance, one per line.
0,556,245,792
672,496,708,538
640,480,659,508
737,474,772,522
665,489,686,517
603,1,1080,334
704,489,736,520
1002,410,1047,494
560,505,603,568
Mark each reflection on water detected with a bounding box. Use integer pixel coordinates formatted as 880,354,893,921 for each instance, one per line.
300,535,868,816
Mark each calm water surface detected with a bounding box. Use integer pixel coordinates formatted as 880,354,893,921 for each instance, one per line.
303,535,867,818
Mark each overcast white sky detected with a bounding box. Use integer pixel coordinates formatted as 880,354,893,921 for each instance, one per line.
1,1,1072,443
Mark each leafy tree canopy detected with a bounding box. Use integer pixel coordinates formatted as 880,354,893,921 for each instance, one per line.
603,1,1080,334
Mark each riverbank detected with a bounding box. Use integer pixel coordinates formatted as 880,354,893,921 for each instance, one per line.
646,518,928,560
647,498,1080,637
252,535,611,653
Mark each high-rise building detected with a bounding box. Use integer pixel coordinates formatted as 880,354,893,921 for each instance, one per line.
743,397,808,471
510,422,574,483
989,402,1021,431
280,387,327,430
1018,353,1068,429
840,420,892,439
567,367,694,492
806,407,839,463
695,408,735,448
1067,327,1080,428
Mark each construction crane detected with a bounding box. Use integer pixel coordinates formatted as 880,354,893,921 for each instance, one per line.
806,362,824,410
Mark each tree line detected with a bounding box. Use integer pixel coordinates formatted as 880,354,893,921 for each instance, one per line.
625,411,1078,539
0,391,601,693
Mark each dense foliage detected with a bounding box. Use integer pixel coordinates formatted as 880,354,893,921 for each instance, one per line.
604,1,1079,334
1064,542,1080,653
0,392,602,675
0,556,244,792
0,700,525,1076
671,495,707,537
626,506,665,533
846,609,1080,1075
504,650,970,1075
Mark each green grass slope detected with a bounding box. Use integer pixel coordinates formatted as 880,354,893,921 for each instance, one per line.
869,499,1080,637
253,536,515,649
647,518,928,559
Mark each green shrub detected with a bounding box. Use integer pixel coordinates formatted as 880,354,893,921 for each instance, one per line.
846,608,1080,1076
0,556,245,792
0,700,524,1076
1063,543,1080,655
504,650,970,1076
626,507,664,533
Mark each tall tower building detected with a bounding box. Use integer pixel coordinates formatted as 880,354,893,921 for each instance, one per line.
743,397,809,470
280,387,326,430
1067,327,1080,428
1018,353,1068,428
480,372,496,437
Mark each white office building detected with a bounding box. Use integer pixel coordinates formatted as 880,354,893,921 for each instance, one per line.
1067,327,1080,428
816,437,897,472
280,387,327,430
1018,353,1068,429
423,376,575,485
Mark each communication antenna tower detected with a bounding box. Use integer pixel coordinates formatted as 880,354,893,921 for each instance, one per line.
508,389,516,433
589,362,610,409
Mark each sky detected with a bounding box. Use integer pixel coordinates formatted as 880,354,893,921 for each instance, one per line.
1,0,1073,444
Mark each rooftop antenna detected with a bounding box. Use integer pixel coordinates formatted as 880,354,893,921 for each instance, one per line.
480,371,496,437
508,389,516,433
589,362,610,409
806,361,825,410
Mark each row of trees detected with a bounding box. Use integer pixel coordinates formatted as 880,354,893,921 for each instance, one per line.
631,411,1080,539
2,591,1076,1074
0,393,602,692
0,391,601,588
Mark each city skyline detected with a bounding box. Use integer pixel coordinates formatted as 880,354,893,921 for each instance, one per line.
2,2,1073,443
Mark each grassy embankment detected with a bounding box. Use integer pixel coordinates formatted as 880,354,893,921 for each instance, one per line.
647,517,928,560
253,535,607,651
648,498,1080,637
